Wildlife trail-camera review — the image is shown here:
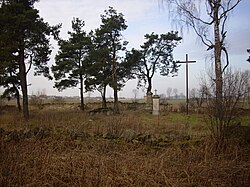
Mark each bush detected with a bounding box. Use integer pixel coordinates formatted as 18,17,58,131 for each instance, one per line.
202,69,250,144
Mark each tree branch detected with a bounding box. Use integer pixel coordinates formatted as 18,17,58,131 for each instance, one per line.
26,54,33,75
175,0,214,25
219,0,241,21
222,47,229,74
188,19,213,48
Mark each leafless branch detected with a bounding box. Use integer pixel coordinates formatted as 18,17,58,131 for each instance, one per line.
26,54,33,75
175,0,214,25
222,47,229,74
219,0,241,20
189,19,213,48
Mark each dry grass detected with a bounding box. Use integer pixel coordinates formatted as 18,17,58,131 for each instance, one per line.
1,139,249,186
0,105,249,186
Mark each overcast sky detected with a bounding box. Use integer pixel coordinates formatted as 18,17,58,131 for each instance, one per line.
12,0,250,98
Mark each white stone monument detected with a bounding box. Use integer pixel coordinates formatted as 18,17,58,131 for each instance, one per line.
152,91,160,115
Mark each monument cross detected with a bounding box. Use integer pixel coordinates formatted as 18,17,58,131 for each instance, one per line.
177,54,196,115
154,89,157,95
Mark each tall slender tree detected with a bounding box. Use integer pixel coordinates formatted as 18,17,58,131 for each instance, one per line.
85,29,112,108
85,24,136,109
52,18,91,111
161,0,242,143
98,7,128,114
0,0,60,120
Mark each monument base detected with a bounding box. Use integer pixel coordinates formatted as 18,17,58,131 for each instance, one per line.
152,95,160,116
145,92,153,112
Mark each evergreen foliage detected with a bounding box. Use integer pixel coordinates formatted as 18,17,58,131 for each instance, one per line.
88,7,130,113
52,18,91,111
85,8,136,108
0,0,60,119
127,32,182,94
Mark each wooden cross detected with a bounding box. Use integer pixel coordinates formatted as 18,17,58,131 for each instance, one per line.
154,89,157,95
177,54,196,115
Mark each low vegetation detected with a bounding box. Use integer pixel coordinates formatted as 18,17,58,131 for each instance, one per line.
0,100,249,186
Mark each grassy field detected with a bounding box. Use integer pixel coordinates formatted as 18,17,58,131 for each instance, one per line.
0,101,250,186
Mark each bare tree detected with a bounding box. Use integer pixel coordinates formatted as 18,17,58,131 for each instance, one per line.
161,0,241,87
132,89,139,102
202,69,250,144
166,87,172,99
161,0,242,143
173,88,178,99
190,87,206,108
242,70,250,108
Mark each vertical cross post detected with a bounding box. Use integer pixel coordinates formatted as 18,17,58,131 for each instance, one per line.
177,54,196,115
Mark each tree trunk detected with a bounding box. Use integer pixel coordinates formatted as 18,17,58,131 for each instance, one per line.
147,77,152,94
102,85,107,108
213,2,224,141
112,48,119,114
12,82,21,112
15,87,21,112
19,47,29,120
113,70,119,114
80,74,84,111
113,83,119,113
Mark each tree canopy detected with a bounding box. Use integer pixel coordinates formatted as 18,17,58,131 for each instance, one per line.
127,32,182,94
84,29,113,108
52,18,91,110
96,6,129,113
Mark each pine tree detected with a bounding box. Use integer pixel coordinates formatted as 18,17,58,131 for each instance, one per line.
98,7,128,114
0,0,60,120
52,18,91,111
127,32,181,94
